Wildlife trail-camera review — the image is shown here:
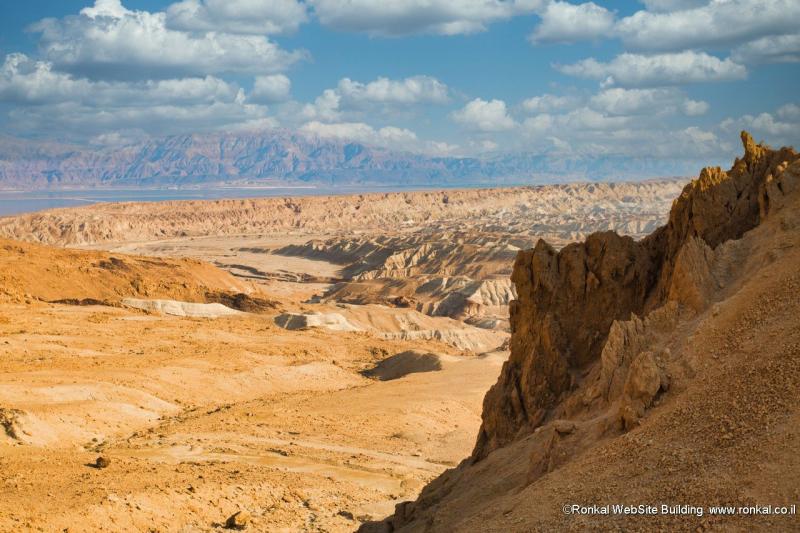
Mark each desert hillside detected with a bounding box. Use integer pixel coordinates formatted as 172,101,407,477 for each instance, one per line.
0,237,508,531
0,238,267,306
366,134,800,532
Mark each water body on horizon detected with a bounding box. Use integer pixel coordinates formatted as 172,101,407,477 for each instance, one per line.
0,185,483,217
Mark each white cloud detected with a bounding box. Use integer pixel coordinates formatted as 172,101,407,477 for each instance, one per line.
300,90,340,121
558,51,747,87
451,98,516,131
308,0,542,36
639,0,707,12
166,0,308,35
478,139,499,151
731,34,800,64
377,125,421,144
0,53,91,104
299,120,461,155
682,99,709,116
9,100,271,139
722,111,797,138
89,130,149,147
299,120,420,149
522,93,580,112
223,116,281,133
777,103,800,121
426,141,462,156
719,105,800,151
616,0,800,52
589,87,708,116
530,1,615,44
515,84,730,158
0,54,271,138
81,0,129,18
718,104,800,154
0,54,243,106
299,75,449,122
520,108,725,157
337,76,449,105
251,74,291,103
30,0,305,79
524,107,632,133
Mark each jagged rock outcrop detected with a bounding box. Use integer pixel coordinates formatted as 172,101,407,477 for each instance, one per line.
365,132,800,532
473,132,798,459
617,350,670,430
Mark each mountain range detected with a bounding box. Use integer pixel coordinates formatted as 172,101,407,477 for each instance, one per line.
0,130,718,190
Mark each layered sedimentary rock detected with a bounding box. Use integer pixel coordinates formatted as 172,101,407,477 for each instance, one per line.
473,131,799,459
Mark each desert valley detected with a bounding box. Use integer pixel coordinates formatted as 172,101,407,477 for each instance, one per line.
0,132,798,532
2,0,799,530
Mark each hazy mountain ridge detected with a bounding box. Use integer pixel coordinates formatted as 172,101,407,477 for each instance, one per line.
0,131,714,189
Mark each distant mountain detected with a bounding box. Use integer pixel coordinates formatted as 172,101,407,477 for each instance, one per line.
0,131,714,189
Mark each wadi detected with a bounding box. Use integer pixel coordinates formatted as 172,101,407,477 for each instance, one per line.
0,132,797,532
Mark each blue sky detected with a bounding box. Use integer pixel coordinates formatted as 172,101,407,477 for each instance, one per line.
1,0,798,159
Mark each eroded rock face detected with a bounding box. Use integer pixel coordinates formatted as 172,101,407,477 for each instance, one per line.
618,350,669,430
474,231,656,455
358,133,800,533
473,131,799,460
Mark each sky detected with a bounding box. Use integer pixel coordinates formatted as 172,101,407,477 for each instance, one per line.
0,0,798,160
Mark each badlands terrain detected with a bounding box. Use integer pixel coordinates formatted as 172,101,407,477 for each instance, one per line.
0,178,684,532
0,133,797,532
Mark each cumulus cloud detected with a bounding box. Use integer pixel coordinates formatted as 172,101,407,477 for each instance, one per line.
299,75,449,122
589,87,708,116
720,105,800,148
557,51,747,87
530,1,615,44
30,0,306,79
308,0,542,36
521,108,724,157
0,54,243,106
731,34,800,64
523,107,631,134
0,54,271,138
81,0,129,18
777,103,800,121
639,0,707,11
514,102,800,160
616,0,800,52
522,93,580,113
451,98,516,131
337,76,449,105
299,120,430,150
299,120,460,155
682,99,709,116
250,74,291,103
166,0,307,35
9,100,271,139
300,90,343,122
515,84,729,157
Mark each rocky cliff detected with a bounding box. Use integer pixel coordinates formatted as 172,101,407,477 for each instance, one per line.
473,131,798,459
366,132,800,532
